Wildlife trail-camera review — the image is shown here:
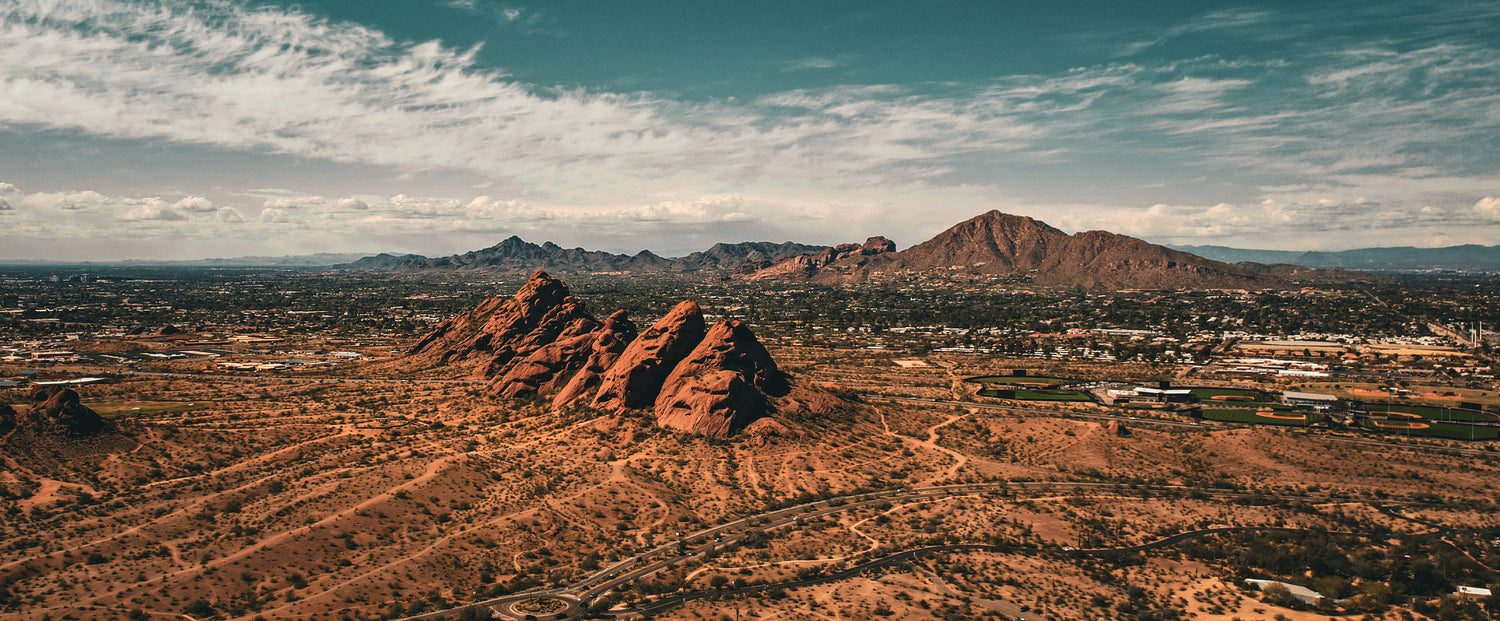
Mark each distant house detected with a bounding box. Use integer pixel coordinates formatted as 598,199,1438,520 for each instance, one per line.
1456,586,1492,599
1244,579,1325,605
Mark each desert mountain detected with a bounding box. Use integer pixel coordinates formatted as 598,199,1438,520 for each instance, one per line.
738,210,1358,289
409,271,822,437
343,237,825,274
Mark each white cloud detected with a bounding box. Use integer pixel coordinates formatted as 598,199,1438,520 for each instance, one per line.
122,198,188,221
785,57,844,71
1476,196,1500,220
259,207,291,223
263,196,325,210
173,196,215,212
217,206,246,223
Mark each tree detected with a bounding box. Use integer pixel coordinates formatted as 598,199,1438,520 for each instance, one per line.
184,598,215,617
1260,583,1297,608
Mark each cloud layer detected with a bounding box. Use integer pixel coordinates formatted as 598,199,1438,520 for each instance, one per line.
1,0,1498,258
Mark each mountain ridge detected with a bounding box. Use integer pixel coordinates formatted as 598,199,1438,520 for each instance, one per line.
340,238,827,274
1174,243,1500,272
736,210,1355,289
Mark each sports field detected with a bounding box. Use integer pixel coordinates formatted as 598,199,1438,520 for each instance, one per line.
978,388,1093,401
1187,387,1266,400
1363,419,1498,440
969,375,1074,386
1364,404,1494,423
1201,408,1321,427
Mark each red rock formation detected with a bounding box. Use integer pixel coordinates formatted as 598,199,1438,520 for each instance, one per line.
19,386,108,436
590,300,707,412
490,318,600,399
411,273,839,437
737,237,896,282
552,311,639,408
406,270,596,377
654,320,787,437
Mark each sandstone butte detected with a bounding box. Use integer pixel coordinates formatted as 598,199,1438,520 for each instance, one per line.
1,386,109,437
408,270,836,437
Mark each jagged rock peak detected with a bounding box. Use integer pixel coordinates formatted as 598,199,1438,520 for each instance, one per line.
861,236,897,254
552,310,640,408
590,300,707,412
405,269,594,372
654,320,788,437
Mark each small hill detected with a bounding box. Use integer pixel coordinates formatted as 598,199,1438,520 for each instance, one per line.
408,271,837,437
2,387,136,477
738,211,1360,289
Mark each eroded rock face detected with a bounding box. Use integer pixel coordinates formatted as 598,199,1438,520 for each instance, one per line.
411,273,834,437
654,320,787,437
590,300,707,412
491,318,600,399
553,310,638,408
21,387,108,436
407,270,596,377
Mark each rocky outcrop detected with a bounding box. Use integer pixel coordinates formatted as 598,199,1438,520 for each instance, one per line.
654,320,788,437
412,275,836,437
553,311,639,408
589,301,707,412
407,270,595,375
736,236,897,282
491,318,601,399
18,387,108,436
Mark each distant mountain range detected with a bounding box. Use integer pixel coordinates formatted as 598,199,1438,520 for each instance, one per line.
344,211,1377,290
338,238,826,273
1172,244,1500,272
0,253,369,268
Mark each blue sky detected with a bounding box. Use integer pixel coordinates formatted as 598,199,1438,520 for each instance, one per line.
1,0,1497,260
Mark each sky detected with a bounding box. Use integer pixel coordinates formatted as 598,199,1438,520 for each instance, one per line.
1,0,1498,261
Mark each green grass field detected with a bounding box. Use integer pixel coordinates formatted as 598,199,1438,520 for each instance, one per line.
978,388,1093,402
1201,409,1321,427
1187,387,1267,400
1363,419,1499,441
969,375,1074,386
1364,404,1494,423
85,401,210,417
